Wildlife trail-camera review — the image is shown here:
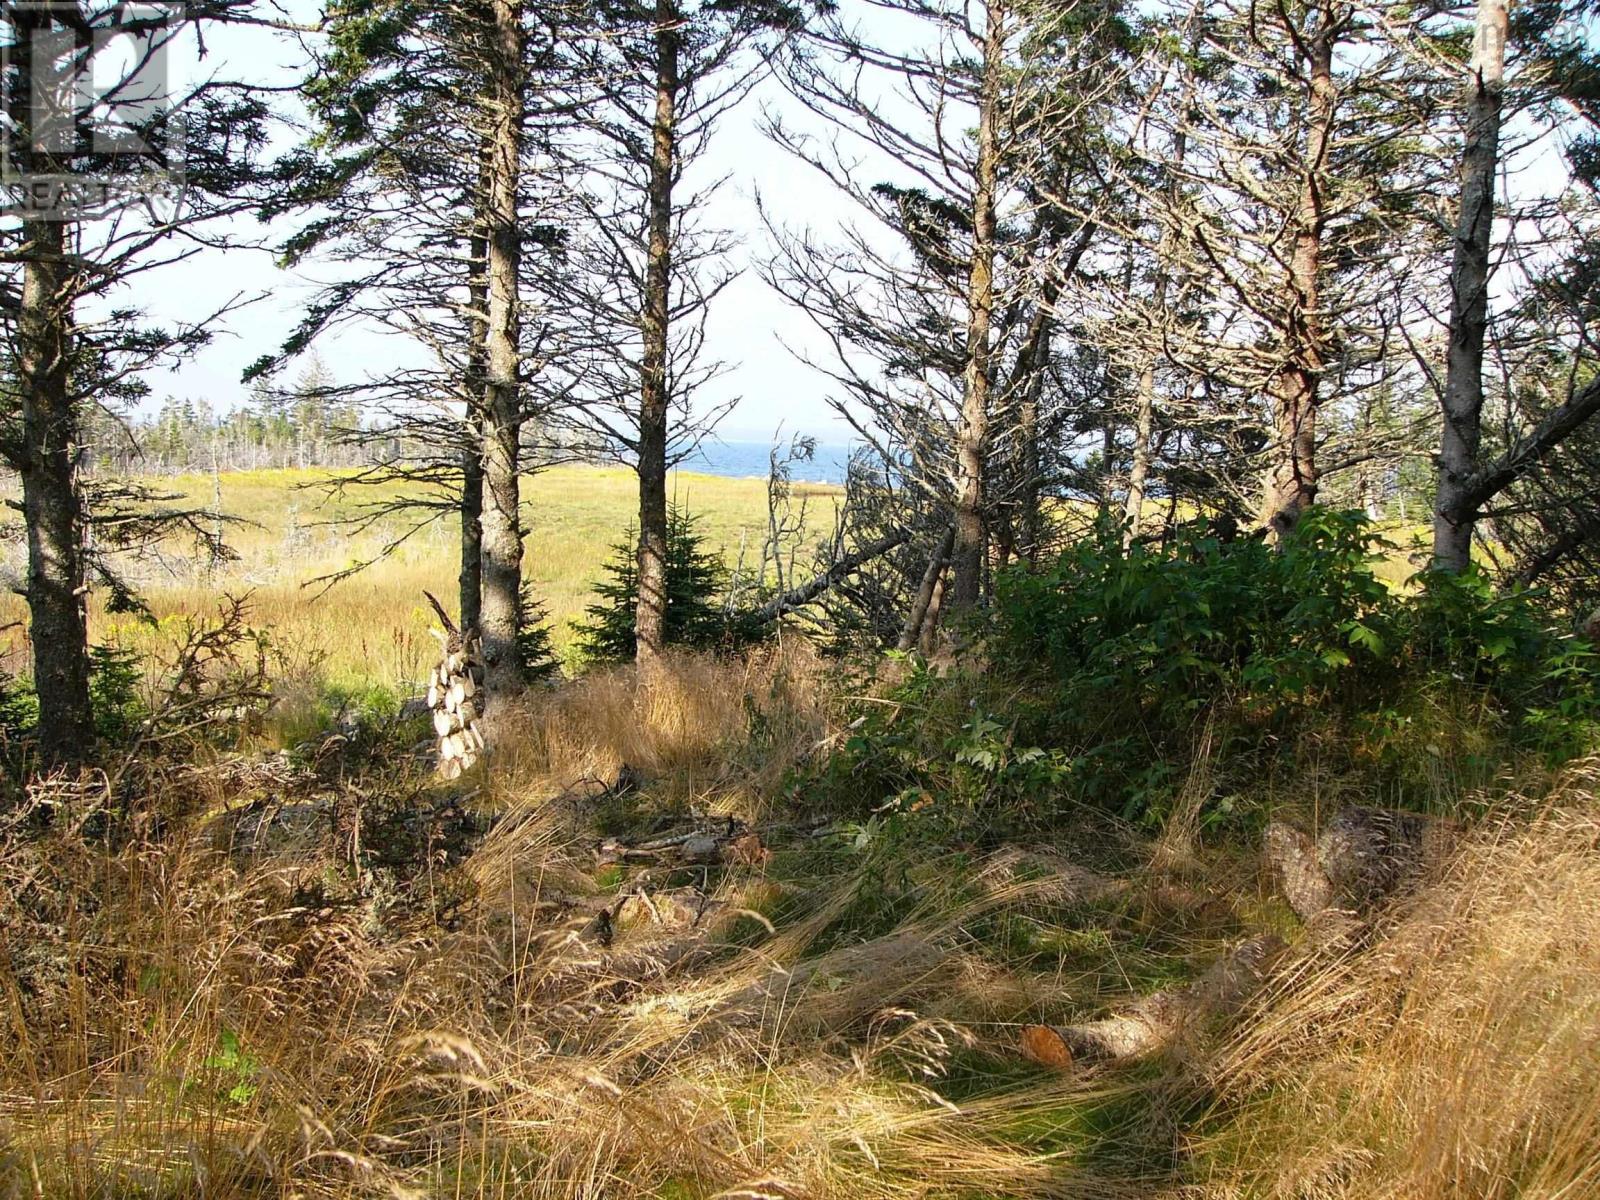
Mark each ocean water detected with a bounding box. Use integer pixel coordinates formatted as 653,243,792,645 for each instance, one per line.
680,440,856,484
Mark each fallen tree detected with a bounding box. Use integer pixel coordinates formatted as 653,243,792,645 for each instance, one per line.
1020,934,1286,1069
745,526,912,625
1263,805,1450,922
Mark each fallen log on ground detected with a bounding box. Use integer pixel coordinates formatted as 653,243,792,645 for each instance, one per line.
523,886,746,1010
596,822,770,869
975,847,1123,905
671,930,951,1052
1020,934,1286,1070
975,847,1235,919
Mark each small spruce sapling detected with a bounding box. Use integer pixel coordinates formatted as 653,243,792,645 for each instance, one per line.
578,505,730,662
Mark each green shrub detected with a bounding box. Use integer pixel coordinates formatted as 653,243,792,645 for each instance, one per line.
804,508,1599,834
995,509,1398,725
577,505,733,662
997,510,1597,751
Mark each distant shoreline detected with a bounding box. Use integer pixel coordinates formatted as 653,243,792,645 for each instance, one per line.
67,441,862,488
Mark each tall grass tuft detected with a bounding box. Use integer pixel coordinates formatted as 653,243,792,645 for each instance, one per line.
1203,758,1600,1199
4,649,1599,1199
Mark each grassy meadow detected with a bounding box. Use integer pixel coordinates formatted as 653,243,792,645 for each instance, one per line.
0,466,1446,705
4,641,1597,1199
1,470,1597,1198
0,464,843,694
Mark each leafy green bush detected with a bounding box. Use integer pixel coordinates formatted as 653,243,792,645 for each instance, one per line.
577,505,733,662
997,510,1596,748
803,509,1599,834
995,509,1398,725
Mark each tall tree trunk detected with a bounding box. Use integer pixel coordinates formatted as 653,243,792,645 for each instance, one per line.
1434,0,1508,572
635,0,679,671
460,407,485,635
12,4,93,762
460,168,490,635
19,215,93,762
1018,363,1045,565
1004,219,1088,564
1262,10,1336,539
993,510,1015,574
1123,359,1156,546
1124,30,1195,548
478,0,526,693
1004,307,1051,566
949,0,1002,612
919,571,948,655
1100,402,1118,511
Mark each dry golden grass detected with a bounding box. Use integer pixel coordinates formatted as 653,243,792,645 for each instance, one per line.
0,466,842,691
0,652,1100,1196
3,650,1597,1199
0,648,1160,1199
480,642,838,819
1201,759,1600,1199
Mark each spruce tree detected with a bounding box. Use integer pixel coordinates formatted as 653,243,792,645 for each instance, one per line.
578,506,729,662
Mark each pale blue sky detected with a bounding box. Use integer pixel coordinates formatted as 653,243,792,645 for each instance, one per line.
60,2,1586,443
129,6,875,442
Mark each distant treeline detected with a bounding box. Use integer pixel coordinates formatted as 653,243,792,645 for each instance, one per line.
84,360,372,476
82,360,592,477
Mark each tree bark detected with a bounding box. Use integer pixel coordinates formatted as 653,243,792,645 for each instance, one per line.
12,3,94,762
1123,360,1156,547
948,0,1003,611
19,215,94,762
1001,294,1051,569
1447,374,1600,520
477,0,526,694
460,170,490,635
918,570,947,654
1434,0,1509,572
748,526,911,625
1021,935,1286,1069
1264,806,1448,922
635,0,679,671
1125,31,1194,548
460,406,485,636
1004,220,1089,563
897,525,955,652
1261,9,1336,539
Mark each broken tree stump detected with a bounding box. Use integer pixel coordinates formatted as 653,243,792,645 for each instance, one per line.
1264,805,1448,921
1262,823,1333,922
1020,934,1286,1070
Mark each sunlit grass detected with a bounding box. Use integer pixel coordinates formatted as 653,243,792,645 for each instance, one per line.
0,465,842,690
4,644,1595,1199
